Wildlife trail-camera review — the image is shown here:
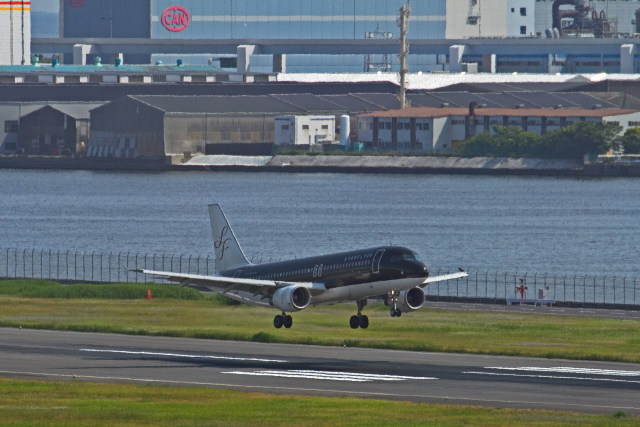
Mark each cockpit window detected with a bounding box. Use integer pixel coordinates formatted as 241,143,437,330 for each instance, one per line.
389,253,417,263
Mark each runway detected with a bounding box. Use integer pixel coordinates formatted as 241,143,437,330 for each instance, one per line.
1,327,639,414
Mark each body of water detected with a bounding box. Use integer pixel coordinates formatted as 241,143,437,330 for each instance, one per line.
1,169,638,278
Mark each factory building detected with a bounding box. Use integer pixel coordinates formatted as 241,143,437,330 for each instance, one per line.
17,103,103,156
446,0,535,38
357,106,640,153
27,1,640,74
87,95,349,159
274,116,337,147
58,0,447,72
0,1,30,65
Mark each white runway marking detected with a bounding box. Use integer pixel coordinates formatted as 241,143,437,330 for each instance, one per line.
488,367,640,376
464,366,640,384
222,369,437,382
80,348,287,363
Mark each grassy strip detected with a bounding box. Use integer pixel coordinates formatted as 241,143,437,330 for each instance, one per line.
0,279,639,362
0,377,634,426
0,279,238,304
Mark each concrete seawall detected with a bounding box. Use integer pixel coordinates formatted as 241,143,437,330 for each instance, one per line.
2,154,638,176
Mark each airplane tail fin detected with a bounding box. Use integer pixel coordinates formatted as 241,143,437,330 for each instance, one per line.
208,204,251,273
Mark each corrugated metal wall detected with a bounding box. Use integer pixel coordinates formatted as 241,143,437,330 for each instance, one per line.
89,97,165,158
163,114,274,155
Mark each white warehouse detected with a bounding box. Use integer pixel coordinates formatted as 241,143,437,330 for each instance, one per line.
274,115,336,146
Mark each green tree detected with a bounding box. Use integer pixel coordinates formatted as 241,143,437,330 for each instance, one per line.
454,126,542,157
618,127,640,154
542,121,620,159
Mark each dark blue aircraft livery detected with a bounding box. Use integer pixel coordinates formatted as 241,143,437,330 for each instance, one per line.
134,204,467,329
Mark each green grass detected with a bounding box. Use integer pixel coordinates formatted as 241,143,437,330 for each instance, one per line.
0,377,635,426
0,279,639,362
0,279,238,304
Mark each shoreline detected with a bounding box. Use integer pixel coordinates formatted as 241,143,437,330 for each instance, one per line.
0,154,638,177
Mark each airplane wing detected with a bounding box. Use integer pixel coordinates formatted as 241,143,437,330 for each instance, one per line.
130,268,326,297
422,271,468,285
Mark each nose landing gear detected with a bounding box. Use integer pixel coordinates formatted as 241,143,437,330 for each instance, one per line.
274,312,293,329
387,290,402,317
350,299,369,329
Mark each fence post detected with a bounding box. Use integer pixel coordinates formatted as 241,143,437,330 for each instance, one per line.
135,252,139,283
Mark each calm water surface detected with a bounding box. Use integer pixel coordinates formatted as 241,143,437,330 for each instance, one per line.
0,169,638,277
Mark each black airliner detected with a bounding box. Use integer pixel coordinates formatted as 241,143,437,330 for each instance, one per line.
133,204,467,329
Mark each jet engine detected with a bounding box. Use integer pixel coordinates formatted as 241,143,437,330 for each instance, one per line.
396,287,426,312
272,285,311,312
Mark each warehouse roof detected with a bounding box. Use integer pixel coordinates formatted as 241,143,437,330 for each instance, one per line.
103,91,627,117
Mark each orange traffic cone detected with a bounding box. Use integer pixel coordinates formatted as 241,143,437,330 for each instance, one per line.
146,289,152,301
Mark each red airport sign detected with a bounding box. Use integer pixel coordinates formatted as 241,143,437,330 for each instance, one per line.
162,6,190,32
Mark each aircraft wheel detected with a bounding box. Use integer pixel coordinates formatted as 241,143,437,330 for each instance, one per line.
360,315,369,329
349,315,360,329
284,315,293,329
396,309,402,317
390,308,396,317
273,315,284,329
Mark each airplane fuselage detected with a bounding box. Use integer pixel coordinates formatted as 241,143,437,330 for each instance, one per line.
221,245,429,306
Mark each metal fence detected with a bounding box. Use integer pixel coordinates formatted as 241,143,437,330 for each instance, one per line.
1,248,639,307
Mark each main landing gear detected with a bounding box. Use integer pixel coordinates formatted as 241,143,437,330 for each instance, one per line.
350,299,369,329
273,312,293,329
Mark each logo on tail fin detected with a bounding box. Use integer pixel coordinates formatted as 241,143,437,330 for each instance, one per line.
214,226,231,261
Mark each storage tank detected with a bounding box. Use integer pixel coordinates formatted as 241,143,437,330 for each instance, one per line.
340,115,350,145
0,1,30,65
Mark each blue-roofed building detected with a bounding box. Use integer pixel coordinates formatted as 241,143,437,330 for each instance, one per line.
57,0,446,72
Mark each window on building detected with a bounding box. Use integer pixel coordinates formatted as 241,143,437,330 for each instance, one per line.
403,122,410,130
281,125,289,130
628,121,640,127
520,26,527,35
4,120,18,133
423,123,430,130
520,7,526,16
385,122,391,130
302,124,309,130
378,122,384,129
321,125,328,130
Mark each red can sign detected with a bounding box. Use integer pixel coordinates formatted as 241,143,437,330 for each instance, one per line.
162,6,190,32
68,0,85,8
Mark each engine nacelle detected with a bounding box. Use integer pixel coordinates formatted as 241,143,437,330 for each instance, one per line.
272,285,311,312
396,287,425,312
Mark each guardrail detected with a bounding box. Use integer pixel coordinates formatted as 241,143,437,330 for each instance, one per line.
1,248,638,307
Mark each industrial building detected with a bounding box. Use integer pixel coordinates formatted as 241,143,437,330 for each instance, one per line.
274,116,337,147
88,94,352,159
17,103,103,156
82,88,630,159
25,0,640,74
357,105,640,153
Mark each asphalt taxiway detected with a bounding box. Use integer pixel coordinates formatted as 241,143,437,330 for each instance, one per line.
0,327,638,414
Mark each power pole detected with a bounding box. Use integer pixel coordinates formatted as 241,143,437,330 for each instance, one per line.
397,1,411,109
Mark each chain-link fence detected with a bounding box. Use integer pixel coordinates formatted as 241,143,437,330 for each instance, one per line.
1,248,639,308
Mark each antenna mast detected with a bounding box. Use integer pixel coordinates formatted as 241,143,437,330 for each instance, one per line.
398,1,411,109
